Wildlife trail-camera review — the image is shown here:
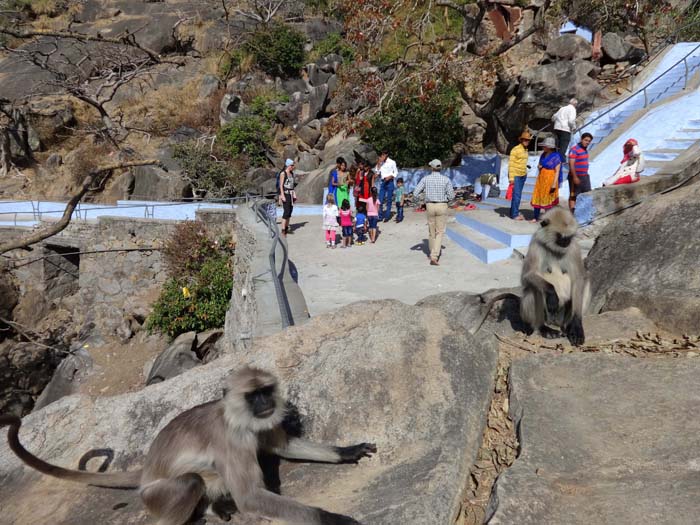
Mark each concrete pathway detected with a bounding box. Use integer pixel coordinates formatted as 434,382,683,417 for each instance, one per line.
286,208,522,316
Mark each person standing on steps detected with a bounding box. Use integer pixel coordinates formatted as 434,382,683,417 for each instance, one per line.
509,130,532,221
530,137,561,222
412,159,454,266
552,98,578,161
375,150,398,222
567,132,593,215
279,158,296,236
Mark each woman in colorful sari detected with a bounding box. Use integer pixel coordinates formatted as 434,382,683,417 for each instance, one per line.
335,159,350,212
327,156,344,205
530,136,562,222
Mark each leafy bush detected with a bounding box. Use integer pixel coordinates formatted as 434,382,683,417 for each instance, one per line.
245,23,306,78
148,222,235,338
219,116,271,166
161,221,219,279
311,32,354,62
362,85,464,168
172,142,247,198
146,255,233,338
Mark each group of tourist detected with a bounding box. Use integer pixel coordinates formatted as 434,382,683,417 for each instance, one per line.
322,153,406,249
508,98,645,221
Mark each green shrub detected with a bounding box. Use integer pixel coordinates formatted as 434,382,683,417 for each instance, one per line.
245,22,306,78
249,95,278,121
311,32,354,62
146,255,233,338
362,85,464,168
172,142,246,198
219,116,271,166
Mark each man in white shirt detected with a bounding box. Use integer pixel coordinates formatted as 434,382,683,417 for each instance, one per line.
552,98,578,161
374,150,398,222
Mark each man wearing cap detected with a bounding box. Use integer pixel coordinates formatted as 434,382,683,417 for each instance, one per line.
567,132,593,215
374,150,398,222
412,159,455,266
278,158,296,236
509,131,531,221
552,98,578,161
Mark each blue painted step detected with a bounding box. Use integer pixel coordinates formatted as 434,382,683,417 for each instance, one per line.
455,214,533,248
446,222,513,264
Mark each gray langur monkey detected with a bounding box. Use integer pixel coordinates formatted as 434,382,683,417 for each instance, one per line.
0,367,377,525
470,208,590,345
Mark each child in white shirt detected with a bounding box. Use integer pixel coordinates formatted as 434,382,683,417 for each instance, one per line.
322,193,339,248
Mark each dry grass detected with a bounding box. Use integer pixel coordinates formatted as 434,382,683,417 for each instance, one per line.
119,79,222,135
64,140,113,184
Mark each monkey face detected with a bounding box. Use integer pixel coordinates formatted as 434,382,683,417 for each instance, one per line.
555,233,573,248
245,385,277,418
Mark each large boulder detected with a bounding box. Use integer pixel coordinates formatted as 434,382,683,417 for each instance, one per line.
545,34,592,61
276,85,330,128
586,181,700,334
146,332,202,385
0,299,497,525
294,134,369,203
601,32,646,64
486,353,700,524
502,61,601,138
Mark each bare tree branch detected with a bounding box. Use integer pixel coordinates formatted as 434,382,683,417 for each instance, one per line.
0,159,163,255
0,27,183,65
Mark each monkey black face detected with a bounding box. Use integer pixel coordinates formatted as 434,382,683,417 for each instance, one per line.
245,385,277,418
555,233,573,248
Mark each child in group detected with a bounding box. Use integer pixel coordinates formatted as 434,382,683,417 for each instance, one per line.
339,199,354,248
359,186,380,243
322,193,338,248
395,177,405,223
355,203,367,245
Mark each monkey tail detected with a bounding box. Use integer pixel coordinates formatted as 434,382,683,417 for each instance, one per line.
0,415,141,489
468,292,521,335
78,448,114,473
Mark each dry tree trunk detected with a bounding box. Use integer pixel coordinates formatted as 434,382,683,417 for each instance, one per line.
0,127,11,177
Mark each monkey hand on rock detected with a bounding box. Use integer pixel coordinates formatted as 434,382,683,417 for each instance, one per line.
566,316,585,346
335,443,377,464
318,509,363,525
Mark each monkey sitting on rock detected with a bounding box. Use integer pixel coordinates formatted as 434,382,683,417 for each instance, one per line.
0,367,377,525
470,208,590,345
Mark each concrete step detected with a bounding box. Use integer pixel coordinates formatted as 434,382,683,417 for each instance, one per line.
661,138,696,149
455,212,534,248
446,221,513,264
644,149,684,161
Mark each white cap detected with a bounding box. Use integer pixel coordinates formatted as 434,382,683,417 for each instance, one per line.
285,158,295,167
541,137,556,149
428,159,442,169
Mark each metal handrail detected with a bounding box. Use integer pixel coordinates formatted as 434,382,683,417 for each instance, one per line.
252,199,293,329
578,42,700,135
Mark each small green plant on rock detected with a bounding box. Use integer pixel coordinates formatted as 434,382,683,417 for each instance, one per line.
147,222,234,338
172,142,247,198
244,22,306,78
219,116,271,166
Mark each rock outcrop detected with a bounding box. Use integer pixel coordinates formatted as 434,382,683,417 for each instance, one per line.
486,353,700,524
586,181,700,334
0,298,498,525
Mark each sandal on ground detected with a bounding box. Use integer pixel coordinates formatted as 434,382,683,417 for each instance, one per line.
464,203,477,211
513,214,525,221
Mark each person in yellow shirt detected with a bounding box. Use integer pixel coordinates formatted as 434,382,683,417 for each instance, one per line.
508,131,531,220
